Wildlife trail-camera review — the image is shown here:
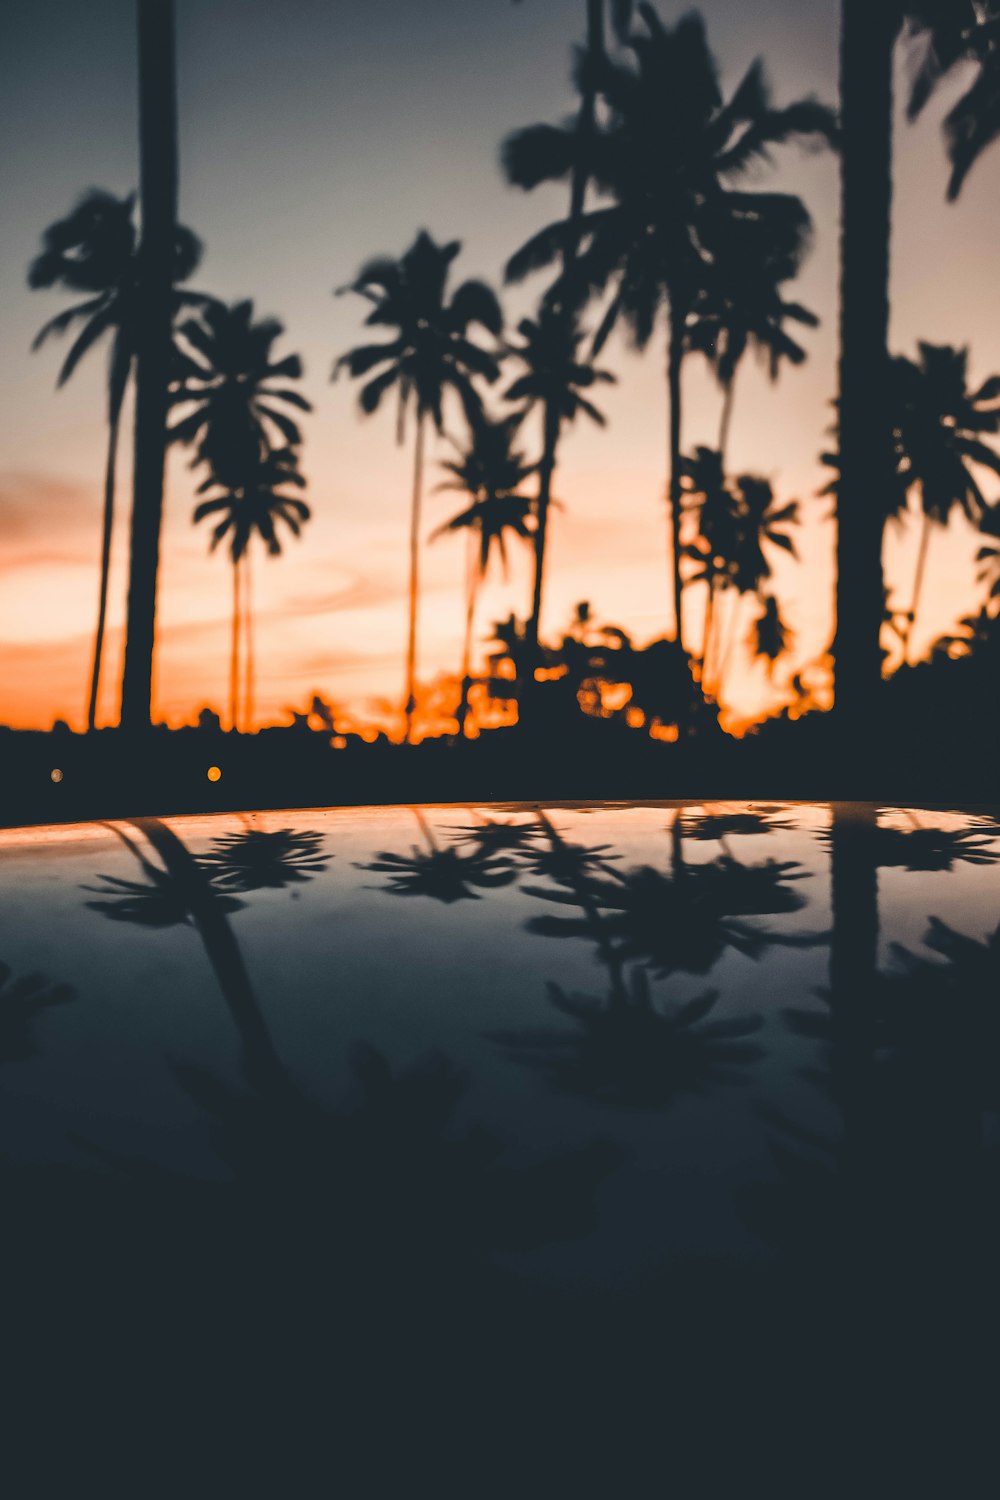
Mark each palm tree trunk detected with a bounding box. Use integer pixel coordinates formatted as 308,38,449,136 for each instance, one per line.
404,411,426,743
701,574,718,693
86,348,129,732
526,404,560,665
230,558,241,733
834,0,896,746
120,0,178,733
901,511,933,665
667,313,685,649
717,371,736,464
243,549,254,732
457,534,477,737
562,0,605,289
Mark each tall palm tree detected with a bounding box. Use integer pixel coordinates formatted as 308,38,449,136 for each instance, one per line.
714,475,799,698
120,0,180,735
335,232,503,741
432,415,536,734
193,447,310,732
890,342,1000,661
686,214,819,461
504,5,833,648
833,0,980,741
28,189,202,731
503,305,614,691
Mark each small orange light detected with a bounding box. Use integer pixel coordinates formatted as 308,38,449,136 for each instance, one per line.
207,765,222,782
50,768,63,784
332,735,347,749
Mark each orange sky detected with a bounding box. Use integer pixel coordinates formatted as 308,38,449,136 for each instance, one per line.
2,2,999,735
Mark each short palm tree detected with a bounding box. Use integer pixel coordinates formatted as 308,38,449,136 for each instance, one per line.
748,593,794,678
28,189,202,731
193,446,310,731
432,415,536,734
335,231,503,741
503,305,614,690
687,213,819,461
713,475,798,695
503,6,833,648
890,342,1000,661
680,446,740,688
172,300,313,729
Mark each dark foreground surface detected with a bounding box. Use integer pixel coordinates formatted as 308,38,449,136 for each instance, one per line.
1,801,999,1495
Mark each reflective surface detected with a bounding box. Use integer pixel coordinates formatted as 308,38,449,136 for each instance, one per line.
1,801,998,1490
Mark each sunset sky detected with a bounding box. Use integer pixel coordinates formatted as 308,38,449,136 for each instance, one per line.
2,0,999,733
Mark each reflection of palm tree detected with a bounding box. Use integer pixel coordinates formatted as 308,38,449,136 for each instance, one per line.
677,807,794,843
198,828,330,892
445,814,544,858
491,966,762,1107
335,232,503,740
525,818,813,978
0,962,74,1063
503,307,614,681
819,817,1000,872
28,189,202,731
84,818,286,1094
193,447,310,731
504,7,832,644
358,810,517,903
432,415,536,732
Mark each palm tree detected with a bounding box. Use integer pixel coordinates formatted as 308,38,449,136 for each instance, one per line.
890,342,1000,661
680,446,740,686
833,0,981,740
686,214,819,461
120,0,180,735
198,828,330,891
432,415,536,734
171,299,313,730
503,305,614,694
358,810,517,903
504,5,833,648
908,3,1000,198
27,189,202,731
335,231,503,742
193,447,310,732
976,502,1000,608
748,593,794,678
171,299,312,472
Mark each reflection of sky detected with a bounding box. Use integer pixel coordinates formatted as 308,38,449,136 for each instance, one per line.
1,2,999,729
1,800,998,1282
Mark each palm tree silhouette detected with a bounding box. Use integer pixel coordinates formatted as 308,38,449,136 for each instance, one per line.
335,232,503,741
504,5,833,648
197,827,330,893
120,0,180,734
833,1,983,739
171,298,312,730
908,3,1000,198
28,189,202,731
432,415,536,734
708,473,799,698
192,447,310,732
681,446,740,687
687,210,819,462
748,594,794,678
0,962,74,1063
890,342,1000,661
976,502,1000,607
503,305,614,699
